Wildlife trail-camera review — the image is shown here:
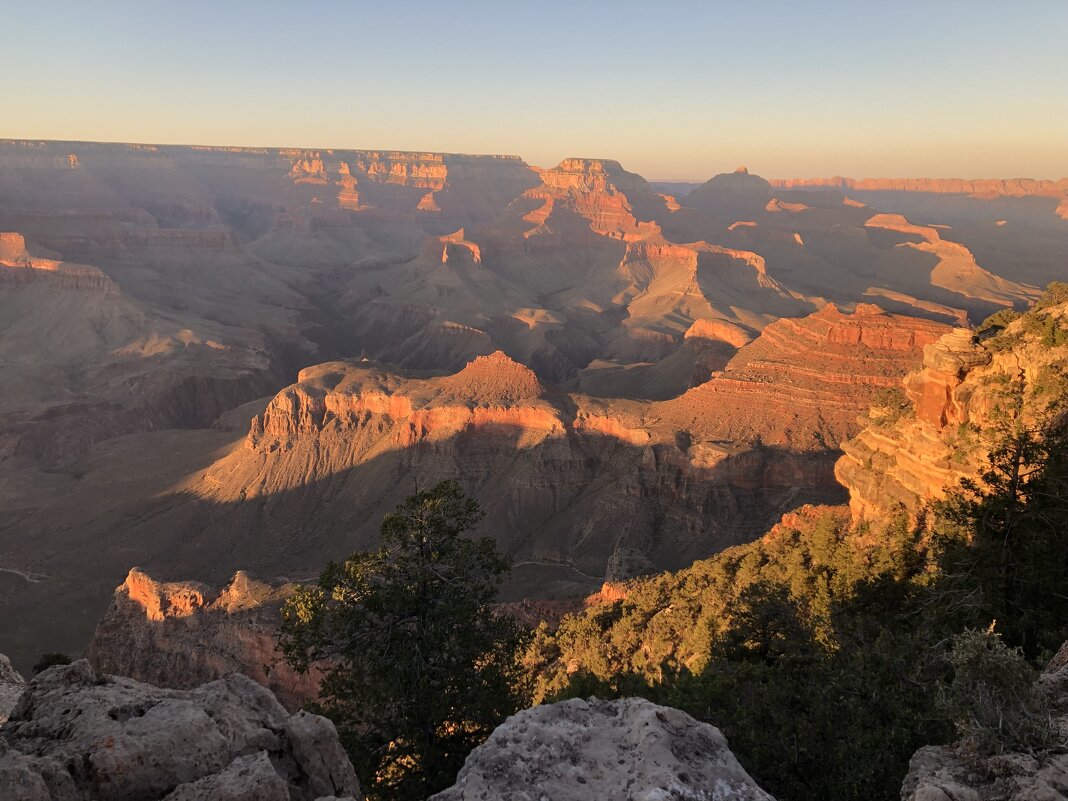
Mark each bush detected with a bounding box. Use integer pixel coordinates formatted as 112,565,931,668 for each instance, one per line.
869,386,912,427
976,308,1021,339
939,628,1056,757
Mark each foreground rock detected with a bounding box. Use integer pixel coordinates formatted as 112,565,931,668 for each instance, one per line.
0,659,360,801
88,567,319,711
0,653,25,724
902,642,1068,801
431,697,775,801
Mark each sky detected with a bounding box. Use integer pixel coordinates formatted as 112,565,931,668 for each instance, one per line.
3,1,1067,180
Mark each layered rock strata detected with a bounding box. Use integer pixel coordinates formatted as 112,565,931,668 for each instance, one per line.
177,306,944,598
836,300,1068,520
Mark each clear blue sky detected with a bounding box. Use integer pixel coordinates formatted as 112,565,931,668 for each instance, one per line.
4,1,1066,180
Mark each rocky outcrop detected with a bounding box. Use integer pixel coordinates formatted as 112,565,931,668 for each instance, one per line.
901,642,1068,801
87,568,320,711
0,653,25,725
658,303,951,449
0,232,117,293
0,659,360,801
431,697,774,801
526,158,667,241
836,299,1068,520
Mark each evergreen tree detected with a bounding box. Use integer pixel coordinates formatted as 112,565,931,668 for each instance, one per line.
279,481,528,801
936,382,1068,657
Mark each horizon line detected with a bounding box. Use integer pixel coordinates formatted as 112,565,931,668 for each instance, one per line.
3,136,1066,185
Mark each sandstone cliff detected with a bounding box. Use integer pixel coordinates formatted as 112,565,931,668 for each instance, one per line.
159,306,942,603
431,697,775,801
0,659,360,801
836,296,1068,521
87,568,319,711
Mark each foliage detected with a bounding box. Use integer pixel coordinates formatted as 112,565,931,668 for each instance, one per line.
983,282,1068,351
934,385,1068,658
975,307,1020,339
528,507,932,699
1034,281,1068,311
1020,311,1068,348
532,396,1068,800
868,386,912,427
279,481,528,801
938,627,1057,757
532,507,957,801
31,652,72,675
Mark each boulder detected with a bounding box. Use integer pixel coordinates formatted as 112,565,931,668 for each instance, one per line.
0,659,360,801
431,697,775,801
0,653,26,725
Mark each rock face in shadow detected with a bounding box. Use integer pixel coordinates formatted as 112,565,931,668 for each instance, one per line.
0,653,25,725
431,697,775,801
901,642,1068,801
87,568,319,711
0,659,360,801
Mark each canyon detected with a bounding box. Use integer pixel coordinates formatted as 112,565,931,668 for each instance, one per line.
836,299,1068,522
1,138,1066,675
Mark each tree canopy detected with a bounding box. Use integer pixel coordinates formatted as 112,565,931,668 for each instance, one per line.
279,480,528,801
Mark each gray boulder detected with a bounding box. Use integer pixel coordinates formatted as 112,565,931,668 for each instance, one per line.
0,659,360,801
431,697,775,801
0,653,26,725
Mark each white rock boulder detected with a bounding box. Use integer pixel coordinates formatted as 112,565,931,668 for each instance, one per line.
431,697,775,801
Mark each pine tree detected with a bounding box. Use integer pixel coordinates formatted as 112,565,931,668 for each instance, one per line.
279,481,528,801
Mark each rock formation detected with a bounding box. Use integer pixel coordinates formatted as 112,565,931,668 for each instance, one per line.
157,305,939,599
432,697,774,801
0,653,25,725
0,659,360,801
901,641,1068,801
87,568,319,711
836,298,1068,521
2,137,1064,675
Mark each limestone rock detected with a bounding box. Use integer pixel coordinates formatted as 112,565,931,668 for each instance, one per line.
0,659,360,801
0,653,25,725
431,697,775,801
161,752,289,801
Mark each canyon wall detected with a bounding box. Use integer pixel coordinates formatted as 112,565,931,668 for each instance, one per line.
836,298,1068,521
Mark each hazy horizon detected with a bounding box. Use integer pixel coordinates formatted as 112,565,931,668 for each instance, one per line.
5,1,1066,181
